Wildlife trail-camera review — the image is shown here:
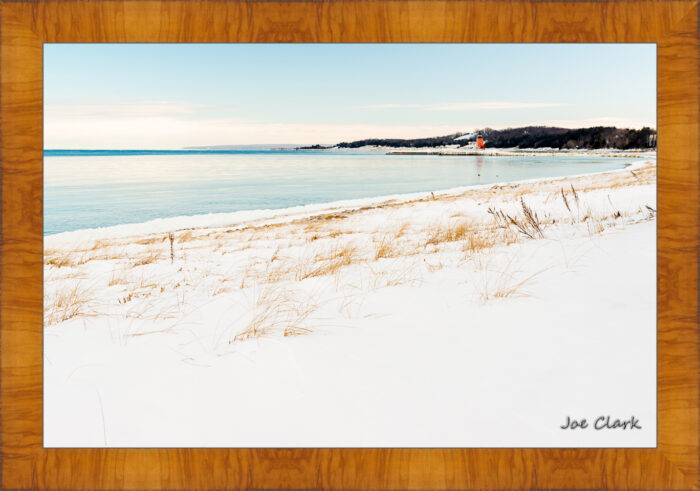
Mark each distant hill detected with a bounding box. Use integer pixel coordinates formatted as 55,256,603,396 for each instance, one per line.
332,133,466,149
185,144,303,150
326,126,656,150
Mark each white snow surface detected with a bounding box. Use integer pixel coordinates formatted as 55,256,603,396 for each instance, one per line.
44,161,657,447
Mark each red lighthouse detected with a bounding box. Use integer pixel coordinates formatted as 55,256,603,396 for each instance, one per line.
476,134,485,150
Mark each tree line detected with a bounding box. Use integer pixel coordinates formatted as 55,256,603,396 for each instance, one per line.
311,126,657,150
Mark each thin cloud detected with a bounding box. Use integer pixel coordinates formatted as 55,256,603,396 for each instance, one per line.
45,101,218,119
44,112,471,149
357,101,568,111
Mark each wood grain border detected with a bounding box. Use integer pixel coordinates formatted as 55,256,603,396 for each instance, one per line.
1,1,698,489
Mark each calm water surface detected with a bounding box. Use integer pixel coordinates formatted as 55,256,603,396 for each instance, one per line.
44,150,630,235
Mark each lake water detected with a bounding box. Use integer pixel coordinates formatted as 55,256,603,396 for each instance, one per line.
44,150,630,235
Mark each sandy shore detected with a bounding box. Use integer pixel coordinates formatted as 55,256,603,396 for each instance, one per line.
44,160,657,447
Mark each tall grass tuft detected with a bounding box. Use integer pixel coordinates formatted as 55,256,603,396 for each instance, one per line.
424,220,471,247
295,243,356,281
518,197,544,238
475,256,548,303
374,235,397,260
132,246,163,267
488,198,543,240
229,287,318,343
45,282,94,325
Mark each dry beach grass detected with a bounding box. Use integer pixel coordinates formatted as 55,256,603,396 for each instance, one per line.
44,161,657,346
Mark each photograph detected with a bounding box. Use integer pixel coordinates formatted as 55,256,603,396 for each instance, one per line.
43,43,657,448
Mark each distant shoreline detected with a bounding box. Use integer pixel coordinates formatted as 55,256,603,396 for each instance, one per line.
386,149,654,158
296,146,656,159
44,147,657,158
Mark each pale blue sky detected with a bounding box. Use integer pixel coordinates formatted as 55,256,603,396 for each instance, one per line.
44,44,656,149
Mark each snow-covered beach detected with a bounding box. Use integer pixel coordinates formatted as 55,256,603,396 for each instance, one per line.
308,144,658,160
44,159,657,447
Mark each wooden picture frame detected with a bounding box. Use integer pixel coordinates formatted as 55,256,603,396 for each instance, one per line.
1,1,698,489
